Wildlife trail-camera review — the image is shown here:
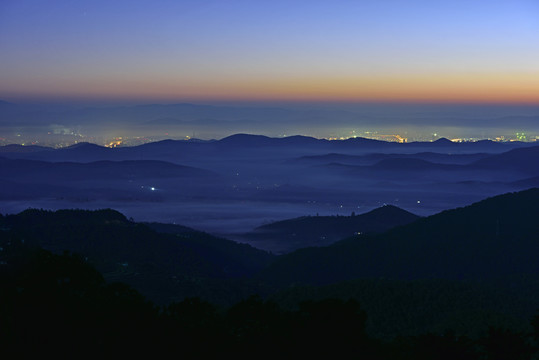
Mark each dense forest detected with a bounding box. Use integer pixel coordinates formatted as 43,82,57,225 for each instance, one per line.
1,188,538,357
1,249,537,358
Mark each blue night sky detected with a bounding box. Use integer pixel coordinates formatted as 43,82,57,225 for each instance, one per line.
1,0,538,104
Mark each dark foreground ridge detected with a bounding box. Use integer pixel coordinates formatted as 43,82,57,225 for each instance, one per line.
0,249,538,358
1,188,538,357
0,209,274,305
259,188,539,285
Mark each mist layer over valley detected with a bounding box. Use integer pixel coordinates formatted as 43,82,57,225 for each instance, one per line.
1,133,538,253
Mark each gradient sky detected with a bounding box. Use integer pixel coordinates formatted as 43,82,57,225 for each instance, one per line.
1,0,538,104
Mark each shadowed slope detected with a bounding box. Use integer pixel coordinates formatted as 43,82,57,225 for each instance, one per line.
259,188,539,285
0,209,274,304
241,205,420,253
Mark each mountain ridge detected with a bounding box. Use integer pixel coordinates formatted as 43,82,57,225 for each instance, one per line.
239,205,420,253
258,188,539,285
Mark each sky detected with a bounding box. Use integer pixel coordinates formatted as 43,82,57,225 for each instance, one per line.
1,0,539,105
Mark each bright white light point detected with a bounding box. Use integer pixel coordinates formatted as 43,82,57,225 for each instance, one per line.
151,187,156,191
417,200,421,204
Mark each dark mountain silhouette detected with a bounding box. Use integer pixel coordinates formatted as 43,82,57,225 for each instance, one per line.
370,158,461,171
432,137,454,145
342,137,395,147
294,151,490,166
61,142,112,153
2,244,537,358
0,208,274,304
276,134,324,145
0,134,532,164
134,138,208,153
259,188,539,286
0,142,115,162
0,144,52,153
313,146,539,181
472,145,539,175
403,138,518,154
317,160,465,180
0,158,214,182
51,142,115,162
2,189,539,347
240,205,420,253
0,156,222,203
401,151,490,164
292,153,367,165
216,134,327,152
207,134,527,154
218,133,276,147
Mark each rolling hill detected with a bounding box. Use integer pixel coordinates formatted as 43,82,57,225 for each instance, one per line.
240,205,420,253
258,188,539,286
0,209,274,305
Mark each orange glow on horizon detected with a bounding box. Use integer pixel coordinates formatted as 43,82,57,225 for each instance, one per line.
4,72,539,105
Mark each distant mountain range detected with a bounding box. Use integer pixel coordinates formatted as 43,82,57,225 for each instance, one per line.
293,151,491,166
0,134,533,162
1,134,539,233
313,144,539,180
0,158,214,182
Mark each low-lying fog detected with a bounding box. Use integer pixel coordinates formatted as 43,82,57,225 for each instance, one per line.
1,134,538,247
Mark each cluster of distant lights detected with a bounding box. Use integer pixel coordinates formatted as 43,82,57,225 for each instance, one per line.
284,130,539,143
2,131,539,148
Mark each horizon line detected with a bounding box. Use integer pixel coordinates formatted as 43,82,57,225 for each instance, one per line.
3,96,539,108
2,132,536,149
